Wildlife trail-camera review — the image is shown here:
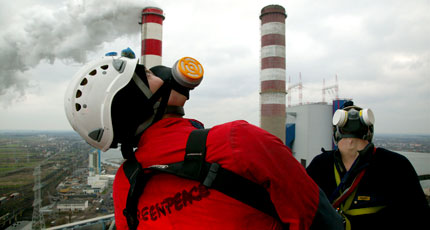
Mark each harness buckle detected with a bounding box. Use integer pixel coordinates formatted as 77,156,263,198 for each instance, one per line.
203,163,220,187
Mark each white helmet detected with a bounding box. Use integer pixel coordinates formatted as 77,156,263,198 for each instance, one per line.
64,56,139,151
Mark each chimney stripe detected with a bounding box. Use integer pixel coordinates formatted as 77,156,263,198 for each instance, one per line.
261,45,286,58
142,55,162,69
261,104,286,116
142,15,164,24
262,34,285,47
260,69,286,81
261,80,286,91
261,57,286,69
260,92,287,105
142,39,162,56
261,14,287,24
141,23,163,40
261,22,285,36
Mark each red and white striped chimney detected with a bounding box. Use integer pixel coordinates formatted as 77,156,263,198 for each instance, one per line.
260,5,287,143
141,7,165,68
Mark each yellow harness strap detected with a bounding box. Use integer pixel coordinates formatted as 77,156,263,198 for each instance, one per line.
334,164,386,230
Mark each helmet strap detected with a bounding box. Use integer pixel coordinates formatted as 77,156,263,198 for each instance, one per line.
133,83,171,136
132,73,152,98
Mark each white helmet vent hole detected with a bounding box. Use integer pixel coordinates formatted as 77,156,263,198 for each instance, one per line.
89,70,97,76
76,90,82,98
80,78,88,86
101,65,109,70
75,103,81,111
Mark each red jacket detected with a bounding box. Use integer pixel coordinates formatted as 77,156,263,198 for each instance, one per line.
113,118,322,230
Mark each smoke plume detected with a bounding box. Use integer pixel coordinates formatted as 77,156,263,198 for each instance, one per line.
0,0,158,102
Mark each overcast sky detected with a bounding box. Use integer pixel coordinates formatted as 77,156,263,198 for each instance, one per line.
0,0,429,135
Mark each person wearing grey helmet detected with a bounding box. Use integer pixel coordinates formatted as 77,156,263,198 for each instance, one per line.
306,101,430,230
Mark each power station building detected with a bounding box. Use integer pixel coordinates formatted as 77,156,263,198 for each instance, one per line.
286,103,333,167
286,100,349,167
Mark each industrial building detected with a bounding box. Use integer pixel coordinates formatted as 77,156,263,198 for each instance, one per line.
286,99,349,167
88,150,100,177
286,103,333,167
56,200,89,212
88,150,114,192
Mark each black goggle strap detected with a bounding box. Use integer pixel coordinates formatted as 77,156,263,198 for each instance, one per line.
133,102,159,136
152,84,170,122
165,106,185,116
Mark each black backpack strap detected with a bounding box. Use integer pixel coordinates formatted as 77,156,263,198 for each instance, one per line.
122,159,154,230
181,129,210,180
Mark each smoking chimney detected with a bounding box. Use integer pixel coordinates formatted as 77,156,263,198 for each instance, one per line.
260,5,287,143
141,7,165,68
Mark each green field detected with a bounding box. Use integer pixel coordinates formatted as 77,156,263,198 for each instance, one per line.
0,142,45,194
0,147,40,175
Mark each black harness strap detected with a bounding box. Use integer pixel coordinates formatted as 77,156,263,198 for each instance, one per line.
181,129,210,180
122,159,154,230
123,128,286,229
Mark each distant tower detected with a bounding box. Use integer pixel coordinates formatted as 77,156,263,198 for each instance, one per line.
88,150,100,177
260,5,287,143
89,152,94,176
141,7,165,68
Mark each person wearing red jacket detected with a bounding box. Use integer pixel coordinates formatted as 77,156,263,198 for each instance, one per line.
64,52,342,230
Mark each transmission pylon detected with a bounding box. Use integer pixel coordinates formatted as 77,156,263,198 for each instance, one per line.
32,165,45,229
287,73,303,107
322,74,339,103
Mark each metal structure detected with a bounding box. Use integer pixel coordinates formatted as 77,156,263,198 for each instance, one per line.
260,5,287,143
288,73,303,107
32,165,45,230
45,214,115,230
141,7,165,68
32,151,60,228
322,74,339,103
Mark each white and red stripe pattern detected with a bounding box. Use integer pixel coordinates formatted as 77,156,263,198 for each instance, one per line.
141,7,165,68
260,5,287,142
